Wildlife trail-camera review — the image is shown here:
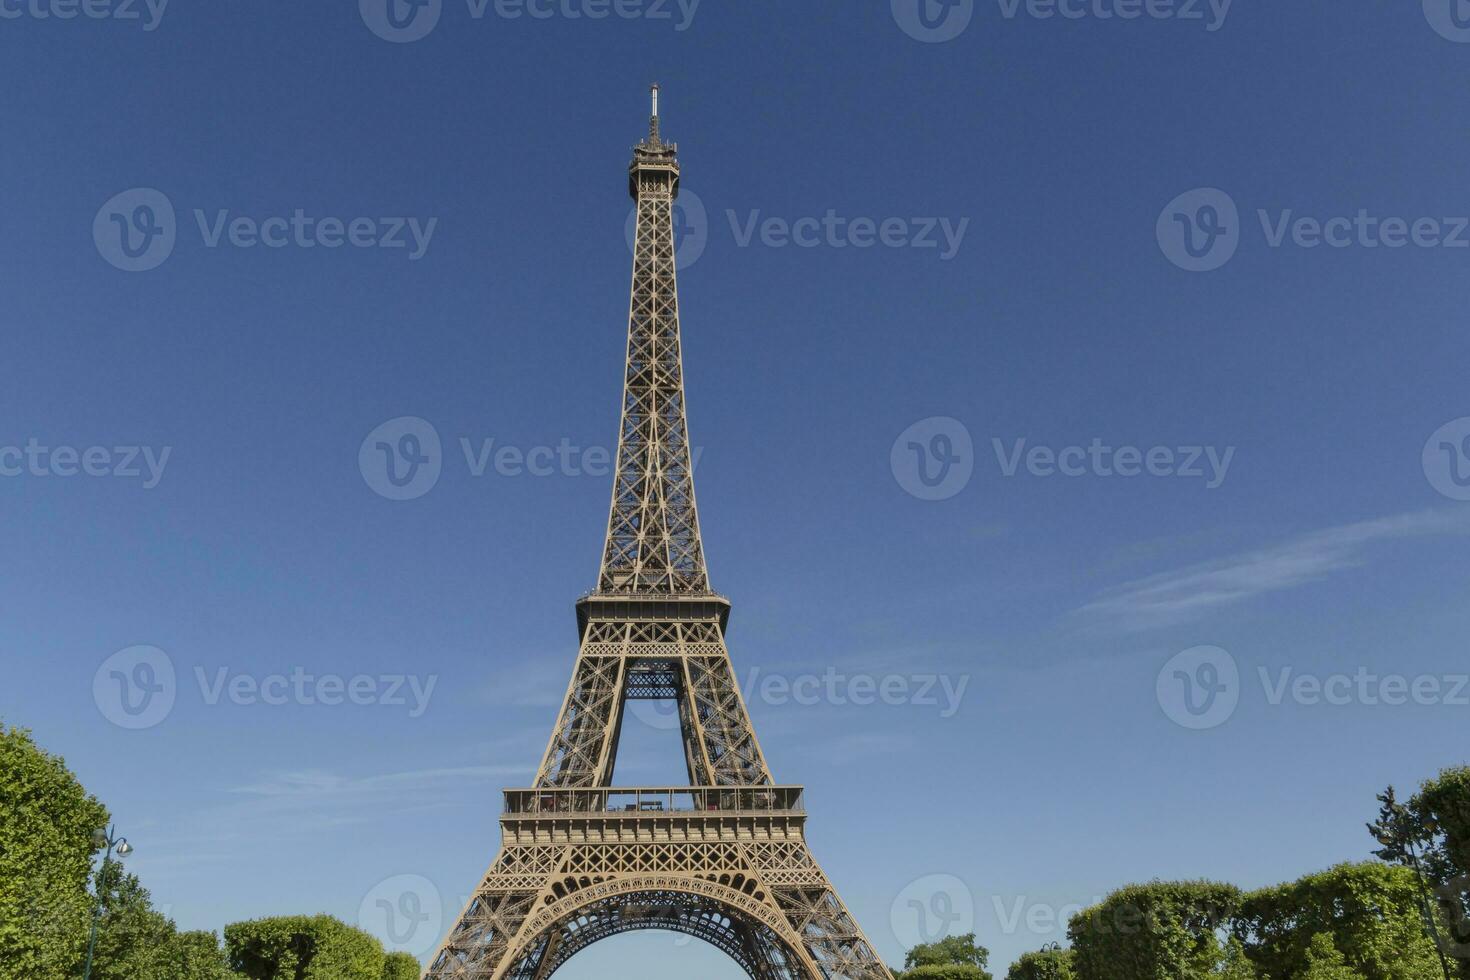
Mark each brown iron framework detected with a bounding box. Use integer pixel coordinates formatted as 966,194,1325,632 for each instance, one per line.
423,88,894,980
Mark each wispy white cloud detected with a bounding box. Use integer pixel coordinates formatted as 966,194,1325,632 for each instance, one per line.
133,763,531,884
1078,509,1469,630
476,657,570,708
226,765,525,799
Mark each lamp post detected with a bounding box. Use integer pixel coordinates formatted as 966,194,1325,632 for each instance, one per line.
81,825,132,980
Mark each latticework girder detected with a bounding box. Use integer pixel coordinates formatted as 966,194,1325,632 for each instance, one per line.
598,115,707,595
422,91,894,980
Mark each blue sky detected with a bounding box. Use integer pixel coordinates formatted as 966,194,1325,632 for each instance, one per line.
3,1,1470,975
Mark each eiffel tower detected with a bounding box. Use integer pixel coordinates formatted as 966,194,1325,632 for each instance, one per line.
424,88,894,980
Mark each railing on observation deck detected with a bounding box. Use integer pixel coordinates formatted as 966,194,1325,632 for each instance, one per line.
503,786,804,817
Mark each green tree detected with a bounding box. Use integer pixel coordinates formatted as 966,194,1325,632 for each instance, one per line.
901,966,992,980
1299,933,1368,980
86,860,178,980
1372,769,1470,975
158,931,236,980
905,933,991,970
1005,944,1076,980
897,933,992,980
1235,862,1441,980
1218,937,1259,980
226,914,387,980
1067,881,1242,980
382,951,420,980
0,722,109,980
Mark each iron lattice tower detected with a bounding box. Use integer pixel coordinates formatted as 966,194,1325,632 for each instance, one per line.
424,88,894,980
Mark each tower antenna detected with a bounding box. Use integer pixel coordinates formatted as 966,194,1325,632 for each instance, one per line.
648,82,662,144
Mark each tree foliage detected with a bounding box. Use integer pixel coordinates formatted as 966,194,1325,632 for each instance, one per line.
1004,945,1076,980
381,951,421,980
905,933,991,970
160,931,237,980
1067,880,1242,980
225,915,388,980
901,965,992,980
86,860,178,980
897,933,992,980
0,722,109,980
1235,862,1442,980
1299,933,1368,980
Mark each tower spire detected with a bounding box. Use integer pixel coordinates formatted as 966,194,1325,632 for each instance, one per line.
601,86,705,595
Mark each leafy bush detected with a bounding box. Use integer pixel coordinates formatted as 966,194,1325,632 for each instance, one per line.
1005,945,1076,980
901,965,991,980
1067,880,1242,980
897,932,991,980
226,914,387,980
382,951,421,980
1236,863,1443,980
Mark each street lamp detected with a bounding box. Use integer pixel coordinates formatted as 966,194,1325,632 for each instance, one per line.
81,825,133,980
